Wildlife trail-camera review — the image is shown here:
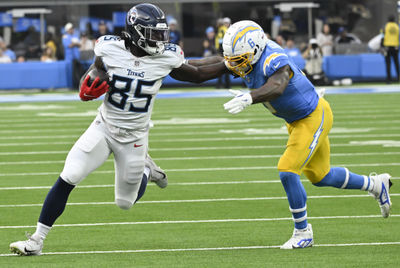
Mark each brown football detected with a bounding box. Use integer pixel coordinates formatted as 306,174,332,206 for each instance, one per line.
87,68,109,86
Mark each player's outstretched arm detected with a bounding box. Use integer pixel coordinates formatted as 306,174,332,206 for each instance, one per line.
169,61,228,83
250,65,291,103
185,56,224,67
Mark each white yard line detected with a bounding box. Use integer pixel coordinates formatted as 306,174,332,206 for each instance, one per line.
1,241,400,256
0,177,399,191
1,152,400,165
1,214,399,229
2,126,400,140
1,163,399,177
1,119,400,134
0,194,399,208
0,142,396,155
1,133,400,146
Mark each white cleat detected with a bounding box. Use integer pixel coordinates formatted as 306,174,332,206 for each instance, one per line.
368,173,392,218
145,154,168,188
280,224,314,249
10,234,43,256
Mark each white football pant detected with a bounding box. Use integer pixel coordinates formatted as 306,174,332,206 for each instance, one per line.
60,114,148,210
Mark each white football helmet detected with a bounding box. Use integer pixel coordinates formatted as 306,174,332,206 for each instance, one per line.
223,20,268,78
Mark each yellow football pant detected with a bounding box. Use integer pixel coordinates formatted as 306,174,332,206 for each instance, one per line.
278,98,333,184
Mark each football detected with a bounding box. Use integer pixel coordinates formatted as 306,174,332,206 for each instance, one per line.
87,68,109,87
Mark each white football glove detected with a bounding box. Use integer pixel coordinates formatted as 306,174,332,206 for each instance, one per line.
223,89,253,114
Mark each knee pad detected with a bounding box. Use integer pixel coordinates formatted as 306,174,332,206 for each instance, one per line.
60,167,85,186
115,199,134,210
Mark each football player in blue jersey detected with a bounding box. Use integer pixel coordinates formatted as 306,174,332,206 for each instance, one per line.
221,20,392,249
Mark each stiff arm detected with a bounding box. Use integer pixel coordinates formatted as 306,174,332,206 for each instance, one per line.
169,56,228,83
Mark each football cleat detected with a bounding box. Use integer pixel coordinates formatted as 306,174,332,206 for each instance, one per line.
368,173,392,218
280,224,314,249
145,154,168,188
10,233,43,256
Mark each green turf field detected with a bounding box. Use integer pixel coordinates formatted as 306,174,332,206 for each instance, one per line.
0,92,399,267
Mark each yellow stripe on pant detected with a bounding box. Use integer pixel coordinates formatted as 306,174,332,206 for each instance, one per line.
278,98,333,184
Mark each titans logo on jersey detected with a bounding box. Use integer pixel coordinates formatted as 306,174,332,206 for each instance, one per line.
243,40,319,123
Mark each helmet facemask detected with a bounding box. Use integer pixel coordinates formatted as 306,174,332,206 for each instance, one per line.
224,52,254,78
134,23,169,55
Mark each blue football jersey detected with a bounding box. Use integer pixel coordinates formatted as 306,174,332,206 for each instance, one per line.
243,40,319,123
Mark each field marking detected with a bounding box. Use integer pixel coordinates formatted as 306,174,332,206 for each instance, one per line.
0,114,399,129
1,119,400,134
1,241,400,256
0,141,397,156
1,133,400,146
0,194,399,208
1,214,399,229
1,177,399,191
3,126,400,140
1,162,399,177
2,152,400,165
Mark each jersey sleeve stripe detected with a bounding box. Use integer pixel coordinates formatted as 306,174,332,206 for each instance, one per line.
262,52,286,76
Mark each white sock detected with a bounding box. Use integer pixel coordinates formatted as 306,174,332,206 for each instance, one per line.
32,222,51,241
362,175,375,192
144,166,150,178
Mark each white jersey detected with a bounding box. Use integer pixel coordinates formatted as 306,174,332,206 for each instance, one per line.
94,35,184,136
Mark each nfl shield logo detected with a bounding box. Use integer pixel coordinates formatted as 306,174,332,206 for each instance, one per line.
134,61,140,67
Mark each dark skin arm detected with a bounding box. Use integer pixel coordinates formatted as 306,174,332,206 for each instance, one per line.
186,56,224,66
250,65,291,103
169,60,228,83
79,56,107,89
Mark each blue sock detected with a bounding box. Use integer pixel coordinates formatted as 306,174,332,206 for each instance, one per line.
38,177,75,227
279,172,308,229
314,167,372,190
135,174,148,203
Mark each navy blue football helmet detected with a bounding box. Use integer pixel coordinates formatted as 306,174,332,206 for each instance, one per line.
123,3,169,55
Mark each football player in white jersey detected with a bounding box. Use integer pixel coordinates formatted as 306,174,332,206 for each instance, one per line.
10,3,227,256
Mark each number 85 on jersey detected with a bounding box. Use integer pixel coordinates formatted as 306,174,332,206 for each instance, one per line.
107,74,157,113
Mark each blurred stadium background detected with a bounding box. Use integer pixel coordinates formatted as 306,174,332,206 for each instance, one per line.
0,0,399,89
0,0,400,266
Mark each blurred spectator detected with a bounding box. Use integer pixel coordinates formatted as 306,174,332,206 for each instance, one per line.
215,18,228,55
203,26,216,57
215,17,231,89
0,47,12,63
0,37,16,61
284,39,301,57
275,35,286,47
40,46,56,62
79,32,95,61
94,20,111,39
84,22,95,39
335,27,361,44
24,26,41,59
302,38,324,85
17,55,26,63
62,22,80,61
317,23,333,56
382,15,399,83
168,18,183,48
62,22,81,89
44,33,58,60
